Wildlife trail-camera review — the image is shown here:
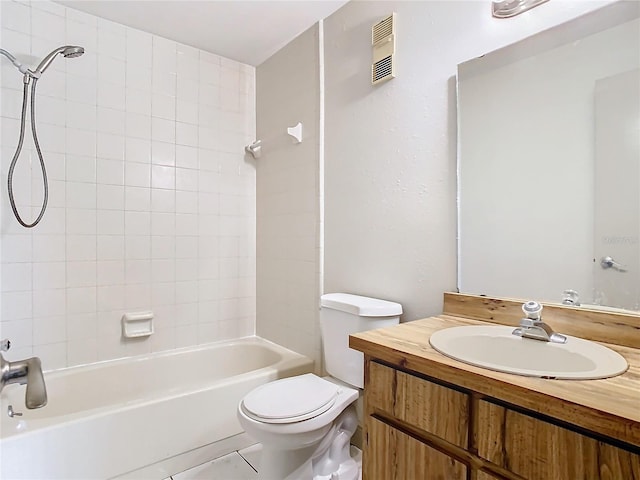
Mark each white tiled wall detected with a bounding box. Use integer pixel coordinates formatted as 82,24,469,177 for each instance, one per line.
0,0,256,368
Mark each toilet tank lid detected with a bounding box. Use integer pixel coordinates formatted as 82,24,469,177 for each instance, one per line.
321,293,402,317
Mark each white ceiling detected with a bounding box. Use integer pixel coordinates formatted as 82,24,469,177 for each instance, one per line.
56,1,349,66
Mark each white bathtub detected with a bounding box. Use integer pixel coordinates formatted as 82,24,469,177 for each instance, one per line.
0,336,313,479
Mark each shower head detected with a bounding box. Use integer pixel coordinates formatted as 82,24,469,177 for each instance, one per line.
34,45,84,75
62,46,85,58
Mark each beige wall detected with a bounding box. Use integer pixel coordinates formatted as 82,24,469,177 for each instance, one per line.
322,0,609,322
258,2,611,365
0,0,613,372
256,25,322,369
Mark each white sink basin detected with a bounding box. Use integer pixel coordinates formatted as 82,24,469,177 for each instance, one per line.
429,325,628,380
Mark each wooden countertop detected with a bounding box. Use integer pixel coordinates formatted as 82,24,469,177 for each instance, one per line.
350,314,640,448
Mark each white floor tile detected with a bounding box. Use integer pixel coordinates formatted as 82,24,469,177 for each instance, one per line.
172,452,258,480
238,443,262,471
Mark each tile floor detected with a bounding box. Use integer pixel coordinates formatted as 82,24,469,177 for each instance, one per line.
172,444,262,480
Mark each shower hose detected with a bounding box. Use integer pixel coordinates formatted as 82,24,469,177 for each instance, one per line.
7,76,49,228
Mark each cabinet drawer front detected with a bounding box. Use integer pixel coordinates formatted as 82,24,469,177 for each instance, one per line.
364,417,467,480
366,361,469,448
477,400,640,479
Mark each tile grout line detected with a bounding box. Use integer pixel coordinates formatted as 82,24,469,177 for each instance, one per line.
237,450,258,474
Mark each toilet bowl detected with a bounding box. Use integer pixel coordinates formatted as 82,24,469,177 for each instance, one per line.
237,293,402,480
238,374,359,479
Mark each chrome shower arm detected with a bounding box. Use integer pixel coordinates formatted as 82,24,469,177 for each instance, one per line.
0,48,38,78
1,45,84,78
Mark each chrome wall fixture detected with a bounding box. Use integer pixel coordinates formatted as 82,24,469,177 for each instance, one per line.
600,256,628,272
244,122,303,160
492,0,550,18
0,338,47,410
245,140,262,159
0,45,85,228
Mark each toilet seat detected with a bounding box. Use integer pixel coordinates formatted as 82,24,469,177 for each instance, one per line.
241,374,339,424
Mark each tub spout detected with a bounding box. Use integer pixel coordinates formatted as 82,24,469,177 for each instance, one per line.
0,351,48,409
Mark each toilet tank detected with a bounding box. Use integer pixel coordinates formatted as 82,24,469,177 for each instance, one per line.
320,293,402,389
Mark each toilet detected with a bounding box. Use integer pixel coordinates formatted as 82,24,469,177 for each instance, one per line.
237,293,402,480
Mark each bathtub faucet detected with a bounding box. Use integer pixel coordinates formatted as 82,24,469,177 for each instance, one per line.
0,339,48,409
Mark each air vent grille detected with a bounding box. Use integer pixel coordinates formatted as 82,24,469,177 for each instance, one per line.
372,55,394,85
371,13,396,86
372,15,394,45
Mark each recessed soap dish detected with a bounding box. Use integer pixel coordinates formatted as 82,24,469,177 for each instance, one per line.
122,311,154,338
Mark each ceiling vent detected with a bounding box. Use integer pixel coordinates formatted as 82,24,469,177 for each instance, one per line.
371,13,396,85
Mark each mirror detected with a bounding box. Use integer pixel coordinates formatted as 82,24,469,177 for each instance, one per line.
457,2,640,311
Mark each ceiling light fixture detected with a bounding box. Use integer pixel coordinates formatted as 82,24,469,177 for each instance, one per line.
492,0,550,18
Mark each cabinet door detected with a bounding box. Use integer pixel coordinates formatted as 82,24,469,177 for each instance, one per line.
364,417,467,480
477,472,505,480
477,400,640,479
366,361,469,448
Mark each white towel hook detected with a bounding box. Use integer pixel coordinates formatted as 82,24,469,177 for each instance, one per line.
287,122,303,144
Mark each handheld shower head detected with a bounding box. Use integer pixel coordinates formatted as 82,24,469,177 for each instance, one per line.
34,45,84,75
62,46,84,58
3,44,84,228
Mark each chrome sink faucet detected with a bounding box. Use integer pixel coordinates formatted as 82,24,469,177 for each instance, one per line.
512,301,567,344
561,289,581,306
0,339,48,409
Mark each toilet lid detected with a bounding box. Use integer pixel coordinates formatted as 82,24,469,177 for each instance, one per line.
242,374,339,424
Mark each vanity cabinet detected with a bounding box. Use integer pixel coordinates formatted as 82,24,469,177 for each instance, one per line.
364,360,468,479
366,360,469,447
477,474,504,480
477,401,640,479
367,417,467,479
363,360,640,480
